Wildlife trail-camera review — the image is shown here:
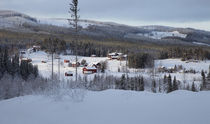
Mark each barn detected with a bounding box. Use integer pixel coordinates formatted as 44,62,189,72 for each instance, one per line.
72,62,80,67
64,60,70,63
33,45,41,52
83,67,97,74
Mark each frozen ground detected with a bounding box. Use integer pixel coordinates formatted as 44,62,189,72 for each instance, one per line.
0,90,210,124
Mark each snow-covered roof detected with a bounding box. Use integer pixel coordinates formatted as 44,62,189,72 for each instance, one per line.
92,62,101,65
111,56,119,59
108,52,117,56
84,67,97,70
33,45,41,48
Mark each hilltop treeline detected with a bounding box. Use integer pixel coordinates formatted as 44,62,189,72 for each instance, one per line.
159,47,210,60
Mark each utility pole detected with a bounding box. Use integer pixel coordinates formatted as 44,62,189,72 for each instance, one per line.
125,51,128,78
52,52,54,80
58,56,60,81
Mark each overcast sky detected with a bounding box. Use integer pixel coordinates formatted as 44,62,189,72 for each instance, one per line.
1,0,210,31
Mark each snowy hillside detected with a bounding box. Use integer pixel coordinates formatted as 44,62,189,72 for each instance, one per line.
38,18,124,28
1,10,210,46
137,31,187,39
0,90,210,124
0,10,37,28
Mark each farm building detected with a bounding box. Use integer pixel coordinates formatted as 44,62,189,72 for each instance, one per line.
72,62,80,67
83,67,97,74
91,62,102,68
65,71,73,76
91,54,96,57
64,60,70,63
21,58,32,63
108,52,127,60
33,45,41,52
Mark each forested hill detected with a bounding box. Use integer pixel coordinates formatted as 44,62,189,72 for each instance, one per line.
1,10,210,47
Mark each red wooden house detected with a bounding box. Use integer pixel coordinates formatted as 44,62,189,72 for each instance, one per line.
83,67,97,74
64,60,70,63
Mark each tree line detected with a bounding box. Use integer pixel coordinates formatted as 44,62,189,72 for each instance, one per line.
159,47,210,60
0,47,38,80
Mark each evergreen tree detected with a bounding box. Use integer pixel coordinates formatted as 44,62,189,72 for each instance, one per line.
120,74,126,90
139,76,144,91
191,82,196,92
151,80,156,93
163,74,167,92
167,74,173,93
201,70,206,90
186,84,190,91
173,76,178,91
207,65,210,79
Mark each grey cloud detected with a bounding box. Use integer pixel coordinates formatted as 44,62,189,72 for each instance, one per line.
1,0,210,22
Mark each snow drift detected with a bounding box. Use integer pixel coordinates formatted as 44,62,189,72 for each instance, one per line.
0,90,210,124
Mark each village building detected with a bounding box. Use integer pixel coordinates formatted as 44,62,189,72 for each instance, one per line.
91,54,96,57
21,58,32,63
33,45,41,52
83,67,97,74
108,52,127,60
91,62,101,68
65,71,73,76
72,62,80,67
64,60,70,63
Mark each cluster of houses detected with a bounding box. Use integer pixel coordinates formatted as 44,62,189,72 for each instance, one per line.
63,59,102,76
63,52,127,77
19,48,128,77
20,45,41,63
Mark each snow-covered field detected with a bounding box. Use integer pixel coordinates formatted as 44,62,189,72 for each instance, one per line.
24,51,210,86
0,90,210,124
25,51,112,80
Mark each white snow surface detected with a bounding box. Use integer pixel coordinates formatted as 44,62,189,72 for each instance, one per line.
24,51,210,86
137,31,187,39
38,18,114,28
0,90,210,124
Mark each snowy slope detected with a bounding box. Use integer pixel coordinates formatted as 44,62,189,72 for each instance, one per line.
0,10,37,28
0,90,210,124
137,31,187,39
38,18,123,28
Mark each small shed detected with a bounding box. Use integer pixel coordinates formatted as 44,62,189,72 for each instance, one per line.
64,60,70,63
21,58,32,63
91,54,96,57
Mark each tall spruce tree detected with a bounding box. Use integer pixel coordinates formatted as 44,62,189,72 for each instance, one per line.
173,76,178,91
167,74,173,93
69,0,79,81
151,80,156,93
191,82,196,92
201,70,206,90
139,76,145,91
